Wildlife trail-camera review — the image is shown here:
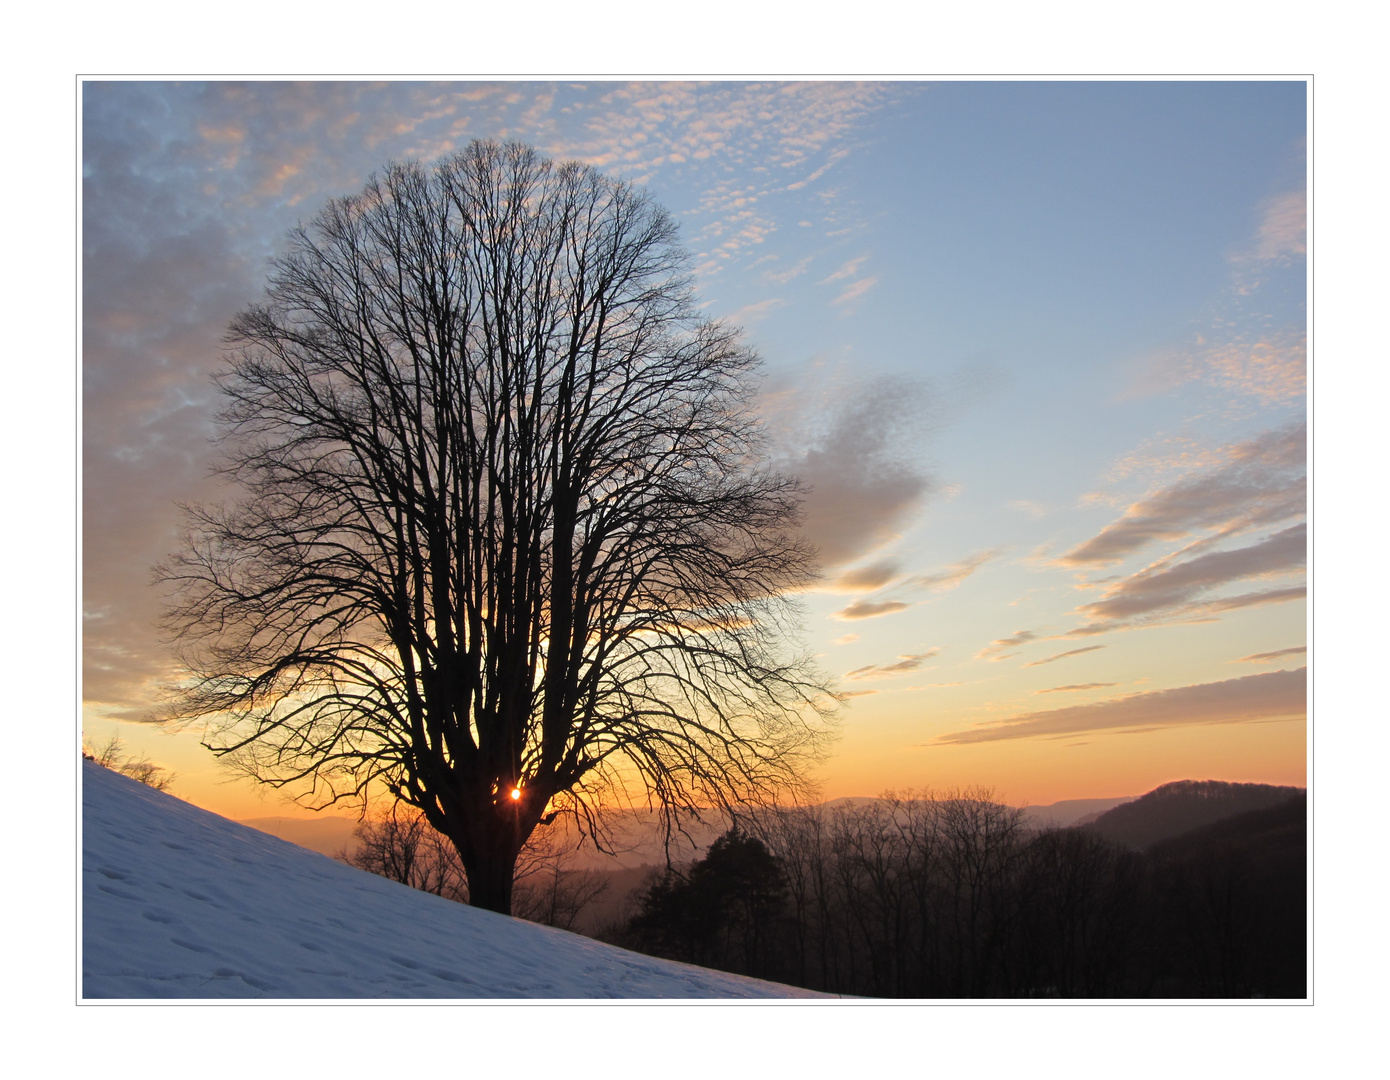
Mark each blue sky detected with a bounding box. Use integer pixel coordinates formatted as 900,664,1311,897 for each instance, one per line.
82,79,1307,815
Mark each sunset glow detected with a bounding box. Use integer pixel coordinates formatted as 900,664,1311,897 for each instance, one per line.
82,79,1307,821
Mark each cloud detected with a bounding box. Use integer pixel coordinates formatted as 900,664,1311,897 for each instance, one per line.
1122,186,1305,405
844,650,941,681
1024,645,1105,667
833,633,860,645
1201,330,1306,405
1201,585,1307,614
1060,423,1305,567
832,277,877,308
1076,523,1306,624
833,600,911,621
827,560,902,593
909,549,1002,592
1249,190,1307,263
1064,583,1305,638
820,255,869,284
936,668,1306,744
80,81,910,722
568,82,898,271
975,629,1038,662
1233,646,1307,664
728,297,786,324
763,255,813,284
769,373,936,570
1035,683,1118,694
838,690,880,699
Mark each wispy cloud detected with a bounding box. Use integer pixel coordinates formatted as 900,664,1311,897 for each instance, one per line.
833,599,911,621
1035,683,1117,694
1201,330,1306,405
1024,645,1105,667
763,254,814,284
1060,423,1305,567
1124,186,1305,405
1248,190,1307,263
1233,646,1307,664
569,82,897,272
820,255,869,284
909,549,1003,592
728,297,786,324
1064,584,1306,637
975,629,1038,662
936,668,1306,744
832,277,877,309
845,650,942,681
1076,523,1306,624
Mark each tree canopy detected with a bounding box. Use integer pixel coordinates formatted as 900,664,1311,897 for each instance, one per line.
161,141,833,913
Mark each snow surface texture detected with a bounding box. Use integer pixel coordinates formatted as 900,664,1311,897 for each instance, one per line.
82,761,830,999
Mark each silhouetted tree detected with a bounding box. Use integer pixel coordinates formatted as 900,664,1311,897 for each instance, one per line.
160,141,832,915
342,803,468,901
628,827,788,978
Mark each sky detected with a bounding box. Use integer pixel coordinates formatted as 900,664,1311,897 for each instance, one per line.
81,79,1308,820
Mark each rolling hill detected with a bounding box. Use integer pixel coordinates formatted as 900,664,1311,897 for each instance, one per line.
81,760,830,999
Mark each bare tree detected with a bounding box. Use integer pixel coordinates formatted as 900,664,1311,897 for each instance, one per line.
83,733,178,793
341,803,469,902
160,141,833,914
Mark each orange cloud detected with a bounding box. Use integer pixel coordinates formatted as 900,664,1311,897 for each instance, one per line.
1076,523,1305,623
833,600,910,621
1233,646,1306,664
827,560,901,593
975,629,1038,662
909,549,1002,592
1035,683,1117,694
1024,645,1105,667
937,668,1306,744
844,650,941,681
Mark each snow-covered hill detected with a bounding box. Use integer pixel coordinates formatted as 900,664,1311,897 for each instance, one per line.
81,761,830,999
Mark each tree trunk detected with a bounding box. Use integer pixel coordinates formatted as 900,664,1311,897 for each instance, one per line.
452,804,531,916
466,853,516,915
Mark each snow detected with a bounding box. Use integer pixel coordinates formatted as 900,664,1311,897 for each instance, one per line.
81,760,830,999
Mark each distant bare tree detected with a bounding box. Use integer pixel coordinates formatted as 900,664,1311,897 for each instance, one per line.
82,733,178,793
342,803,468,901
510,828,611,932
161,141,833,915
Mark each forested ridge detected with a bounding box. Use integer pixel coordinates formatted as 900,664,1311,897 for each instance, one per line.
599,782,1306,998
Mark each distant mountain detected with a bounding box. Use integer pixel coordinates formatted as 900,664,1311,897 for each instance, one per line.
1084,780,1305,850
1019,797,1135,830
238,815,361,858
1149,791,1307,860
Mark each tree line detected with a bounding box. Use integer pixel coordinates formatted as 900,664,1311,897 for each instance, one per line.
604,790,1306,998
